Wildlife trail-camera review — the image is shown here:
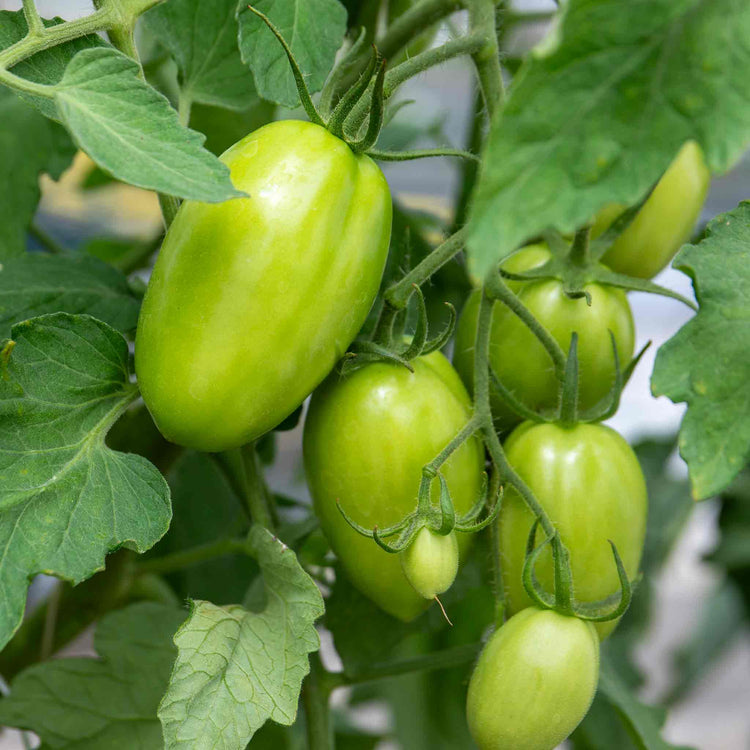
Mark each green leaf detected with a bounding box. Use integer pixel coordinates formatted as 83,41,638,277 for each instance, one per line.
0,89,75,259
467,0,750,280
0,10,107,119
598,658,695,750
143,0,258,110
652,202,750,499
158,525,325,748
0,252,141,337
55,47,244,202
0,602,187,748
0,314,171,651
237,0,347,108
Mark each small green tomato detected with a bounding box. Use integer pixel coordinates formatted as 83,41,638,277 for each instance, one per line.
400,527,459,599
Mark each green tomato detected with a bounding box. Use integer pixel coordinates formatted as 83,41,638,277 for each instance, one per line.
594,141,710,279
303,351,484,621
467,607,599,750
135,120,392,452
498,422,647,638
400,527,459,599
453,245,635,434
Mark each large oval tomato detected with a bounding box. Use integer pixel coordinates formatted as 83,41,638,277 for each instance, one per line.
594,141,710,279
303,351,484,621
466,607,599,750
136,120,392,452
498,421,647,637
453,245,635,434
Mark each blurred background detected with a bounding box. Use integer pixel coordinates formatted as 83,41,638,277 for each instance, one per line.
0,0,748,748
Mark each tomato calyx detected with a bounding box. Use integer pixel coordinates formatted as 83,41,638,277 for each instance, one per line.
500,227,697,309
336,466,502,554
341,285,456,375
522,520,634,623
247,6,478,163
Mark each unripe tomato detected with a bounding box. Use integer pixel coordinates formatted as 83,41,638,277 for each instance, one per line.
303,351,484,621
594,141,710,279
453,245,635,434
498,422,647,638
135,121,392,451
466,607,599,750
400,527,459,599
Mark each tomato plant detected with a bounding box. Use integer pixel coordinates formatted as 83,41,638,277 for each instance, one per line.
466,607,600,750
136,120,392,452
0,1,746,750
454,244,635,433
303,350,484,621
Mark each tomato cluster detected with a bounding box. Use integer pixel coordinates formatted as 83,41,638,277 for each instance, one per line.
134,123,707,749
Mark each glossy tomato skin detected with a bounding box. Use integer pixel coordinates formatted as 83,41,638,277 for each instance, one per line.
467,607,599,750
499,422,647,638
400,528,459,599
303,351,484,621
594,141,710,279
136,120,392,452
453,245,635,434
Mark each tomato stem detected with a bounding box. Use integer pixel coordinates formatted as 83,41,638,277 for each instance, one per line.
384,226,468,311
134,537,249,576
302,652,333,750
329,642,483,688
465,0,505,118
485,270,568,380
345,34,487,135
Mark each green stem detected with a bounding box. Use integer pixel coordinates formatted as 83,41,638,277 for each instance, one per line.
466,0,504,118
39,582,61,660
21,0,44,37
485,271,567,380
158,195,181,229
135,537,248,576
489,476,505,627
378,0,462,60
474,284,555,537
29,223,66,254
330,0,461,102
345,35,486,135
302,652,333,750
0,7,113,69
243,443,275,531
453,85,484,230
384,227,468,310
330,642,482,688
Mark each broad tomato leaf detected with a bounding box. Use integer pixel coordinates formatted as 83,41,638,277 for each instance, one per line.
598,658,695,750
54,48,244,203
652,202,750,499
467,0,750,280
0,89,75,259
0,314,171,651
0,603,187,748
158,525,324,748
0,252,141,337
143,0,259,111
0,10,107,119
237,0,347,108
